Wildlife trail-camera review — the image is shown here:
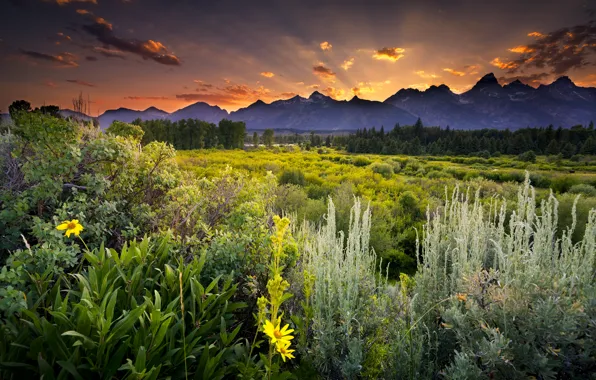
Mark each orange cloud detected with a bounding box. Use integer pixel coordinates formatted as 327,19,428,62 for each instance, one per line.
93,46,125,58
372,47,405,62
176,81,274,110
415,70,440,79
528,32,545,38
312,64,336,81
508,45,535,53
54,0,97,4
407,83,431,91
142,40,167,53
279,92,298,98
260,71,275,78
490,57,519,70
341,57,354,70
322,87,345,100
307,84,320,89
44,81,57,88
124,96,169,100
320,41,332,51
443,68,465,76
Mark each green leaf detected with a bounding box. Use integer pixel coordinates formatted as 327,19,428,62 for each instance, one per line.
56,360,84,380
37,353,56,380
106,303,146,344
134,346,146,373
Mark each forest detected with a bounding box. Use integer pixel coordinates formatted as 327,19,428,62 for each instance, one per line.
0,106,595,379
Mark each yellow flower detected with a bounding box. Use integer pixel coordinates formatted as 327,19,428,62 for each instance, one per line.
456,293,467,302
276,341,295,362
56,219,84,237
263,320,294,346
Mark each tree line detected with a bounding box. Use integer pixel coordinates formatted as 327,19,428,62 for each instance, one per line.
345,119,596,158
133,118,246,149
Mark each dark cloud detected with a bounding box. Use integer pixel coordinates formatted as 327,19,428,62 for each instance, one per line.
504,20,596,75
93,46,126,59
372,47,405,62
86,56,98,61
66,79,96,87
81,16,181,65
498,72,551,86
312,64,336,80
21,50,78,67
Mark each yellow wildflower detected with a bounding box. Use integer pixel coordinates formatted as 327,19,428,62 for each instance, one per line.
276,341,295,362
56,219,84,237
263,320,294,346
456,293,467,302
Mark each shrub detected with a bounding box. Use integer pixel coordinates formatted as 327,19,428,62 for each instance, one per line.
278,169,306,186
569,183,596,197
371,162,394,179
298,198,382,378
352,156,371,167
106,120,145,140
517,150,537,162
413,175,596,378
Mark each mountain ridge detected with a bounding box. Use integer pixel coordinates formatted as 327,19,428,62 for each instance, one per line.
5,74,592,131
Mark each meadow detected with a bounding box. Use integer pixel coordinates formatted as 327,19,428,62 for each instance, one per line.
0,112,595,379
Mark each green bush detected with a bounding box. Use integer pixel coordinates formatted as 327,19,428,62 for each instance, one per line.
371,162,394,179
352,156,371,167
278,169,306,186
569,183,596,197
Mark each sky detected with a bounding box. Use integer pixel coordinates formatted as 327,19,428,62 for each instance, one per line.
0,0,595,114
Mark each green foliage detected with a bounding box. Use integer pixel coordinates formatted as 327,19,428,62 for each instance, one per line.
517,150,536,162
263,129,274,148
370,162,394,178
0,236,247,379
106,120,145,140
413,175,596,378
278,169,306,186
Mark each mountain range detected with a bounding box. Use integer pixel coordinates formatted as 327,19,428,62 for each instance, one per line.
3,73,596,131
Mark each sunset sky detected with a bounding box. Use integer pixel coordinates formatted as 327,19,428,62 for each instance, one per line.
1,0,595,114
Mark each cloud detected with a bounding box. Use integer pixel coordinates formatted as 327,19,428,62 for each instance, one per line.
528,32,545,38
86,56,98,61
443,68,466,76
508,45,536,54
124,96,169,100
93,46,126,59
576,73,596,86
322,87,345,100
51,0,97,5
502,20,596,75
260,71,275,78
497,72,551,86
55,32,72,45
341,57,354,70
307,84,320,89
415,70,440,79
21,50,78,67
66,79,96,87
295,81,305,85
176,81,273,108
312,63,336,81
372,47,405,62
76,9,91,14
44,81,57,87
490,57,520,70
320,41,332,51
279,92,297,98
407,83,431,91
81,14,181,65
